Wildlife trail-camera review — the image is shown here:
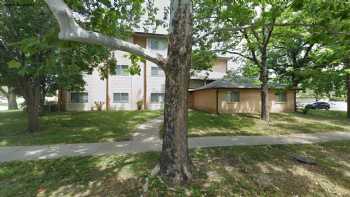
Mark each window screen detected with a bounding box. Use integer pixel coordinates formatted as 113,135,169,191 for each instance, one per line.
151,66,164,76
115,65,129,76
113,93,129,103
224,91,240,102
149,39,167,50
151,93,165,103
71,92,88,103
276,92,287,103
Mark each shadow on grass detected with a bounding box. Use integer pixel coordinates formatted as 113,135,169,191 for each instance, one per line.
1,141,350,196
188,110,350,137
0,111,161,146
148,141,350,196
0,152,159,197
188,111,259,136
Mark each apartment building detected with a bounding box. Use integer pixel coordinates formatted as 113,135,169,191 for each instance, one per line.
65,32,229,111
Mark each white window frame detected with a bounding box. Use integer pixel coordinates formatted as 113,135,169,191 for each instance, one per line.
115,65,129,76
70,92,88,103
113,93,129,103
151,66,164,77
151,93,165,104
149,38,167,51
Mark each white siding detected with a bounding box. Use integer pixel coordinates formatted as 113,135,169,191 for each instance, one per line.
66,35,227,111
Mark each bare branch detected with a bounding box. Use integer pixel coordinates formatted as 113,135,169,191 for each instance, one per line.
44,0,167,69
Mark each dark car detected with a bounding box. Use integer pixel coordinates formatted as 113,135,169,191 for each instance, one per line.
305,102,330,110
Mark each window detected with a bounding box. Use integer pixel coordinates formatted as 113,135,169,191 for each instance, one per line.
151,66,164,77
149,38,167,50
276,92,287,103
113,93,129,103
223,91,240,102
115,65,129,76
71,92,88,103
151,93,164,103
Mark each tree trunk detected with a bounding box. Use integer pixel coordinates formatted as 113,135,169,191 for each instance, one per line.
291,78,298,112
40,89,46,113
347,73,350,118
160,0,192,184
24,83,41,133
57,88,66,112
7,87,18,110
106,74,110,111
260,61,269,121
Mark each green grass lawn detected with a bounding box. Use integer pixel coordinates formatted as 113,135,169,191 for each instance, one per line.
188,110,350,137
1,141,350,196
0,110,160,146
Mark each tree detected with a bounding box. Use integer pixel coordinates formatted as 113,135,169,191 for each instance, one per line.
45,0,193,183
298,0,350,116
194,0,292,121
0,1,54,132
96,54,117,111
0,0,110,131
267,16,318,110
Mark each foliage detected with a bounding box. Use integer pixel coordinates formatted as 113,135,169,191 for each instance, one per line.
191,48,217,73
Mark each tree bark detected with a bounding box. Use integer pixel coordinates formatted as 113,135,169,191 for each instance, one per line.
7,87,18,110
45,0,193,184
260,60,269,121
24,83,41,133
57,88,66,112
106,73,110,111
40,89,46,113
160,0,192,184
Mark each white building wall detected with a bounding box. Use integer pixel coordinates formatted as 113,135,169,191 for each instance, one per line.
146,36,167,110
66,35,226,111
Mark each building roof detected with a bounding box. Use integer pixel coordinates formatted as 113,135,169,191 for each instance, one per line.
134,31,168,38
190,79,293,92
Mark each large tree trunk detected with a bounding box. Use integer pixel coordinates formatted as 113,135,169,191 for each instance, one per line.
7,87,18,110
160,0,192,184
23,82,41,133
260,61,269,121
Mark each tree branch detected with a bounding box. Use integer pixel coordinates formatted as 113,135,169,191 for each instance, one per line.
214,49,255,62
263,19,276,51
301,44,314,62
44,0,167,69
241,30,260,65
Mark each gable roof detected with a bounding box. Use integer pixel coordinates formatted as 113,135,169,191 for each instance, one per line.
190,79,292,92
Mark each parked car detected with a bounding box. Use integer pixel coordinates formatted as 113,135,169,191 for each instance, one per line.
305,102,330,110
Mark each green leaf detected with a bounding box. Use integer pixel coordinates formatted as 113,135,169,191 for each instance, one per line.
7,60,21,69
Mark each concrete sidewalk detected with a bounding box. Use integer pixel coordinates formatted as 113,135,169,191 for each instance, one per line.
1,117,350,163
